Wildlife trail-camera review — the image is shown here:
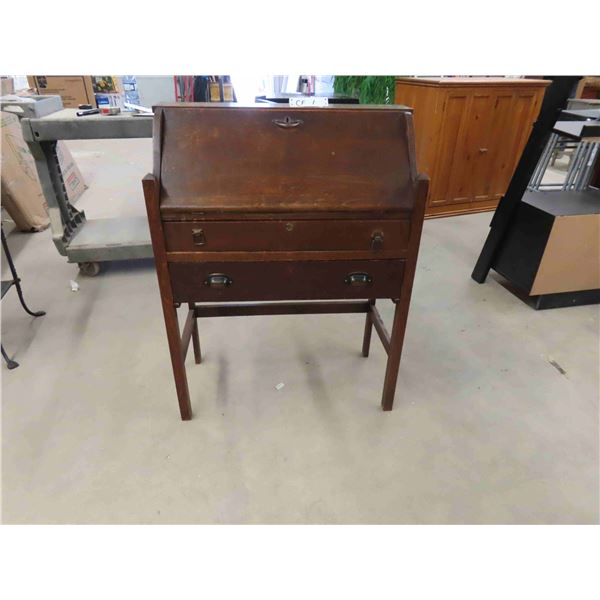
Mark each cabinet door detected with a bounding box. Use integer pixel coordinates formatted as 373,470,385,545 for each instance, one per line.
428,90,473,207
430,89,499,206
479,88,543,205
430,85,544,211
460,91,498,202
476,91,519,203
501,89,543,191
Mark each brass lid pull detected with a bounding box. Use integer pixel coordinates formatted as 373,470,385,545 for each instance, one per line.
344,272,373,286
273,116,304,129
204,274,233,288
192,228,206,246
371,231,384,251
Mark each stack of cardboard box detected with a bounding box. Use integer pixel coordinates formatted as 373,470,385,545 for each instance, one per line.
26,75,127,110
27,76,96,109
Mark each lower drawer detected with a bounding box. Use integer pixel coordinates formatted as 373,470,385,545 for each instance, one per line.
169,260,405,302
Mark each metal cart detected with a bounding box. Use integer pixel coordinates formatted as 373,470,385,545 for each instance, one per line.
528,103,600,192
18,104,154,276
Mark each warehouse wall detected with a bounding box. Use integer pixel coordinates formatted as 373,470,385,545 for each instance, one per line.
136,76,176,108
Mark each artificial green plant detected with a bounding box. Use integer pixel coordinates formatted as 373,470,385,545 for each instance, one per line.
333,76,396,104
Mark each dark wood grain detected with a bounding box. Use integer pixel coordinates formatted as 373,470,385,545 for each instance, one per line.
361,299,376,357
158,105,417,215
381,174,429,410
168,259,405,303
145,104,429,419
180,308,195,362
163,219,410,254
370,303,391,355
189,302,202,364
160,209,412,222
193,300,370,318
143,174,192,420
166,249,409,263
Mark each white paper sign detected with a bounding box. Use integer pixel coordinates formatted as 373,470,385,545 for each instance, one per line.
288,97,329,107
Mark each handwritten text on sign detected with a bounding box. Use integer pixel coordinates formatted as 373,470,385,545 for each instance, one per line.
288,97,329,107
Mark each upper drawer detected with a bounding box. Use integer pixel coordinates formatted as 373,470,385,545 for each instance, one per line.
163,219,410,255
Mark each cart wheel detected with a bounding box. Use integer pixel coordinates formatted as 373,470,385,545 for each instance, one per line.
78,262,101,277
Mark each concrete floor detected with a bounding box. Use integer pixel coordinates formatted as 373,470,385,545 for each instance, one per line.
1,139,598,524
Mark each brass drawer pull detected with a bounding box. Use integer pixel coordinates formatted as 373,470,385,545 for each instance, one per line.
273,116,304,129
204,273,232,288
344,272,373,286
192,228,206,246
371,231,384,251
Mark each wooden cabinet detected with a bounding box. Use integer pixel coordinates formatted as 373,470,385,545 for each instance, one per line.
395,77,549,217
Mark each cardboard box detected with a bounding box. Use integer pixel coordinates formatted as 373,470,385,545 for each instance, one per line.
1,110,49,231
95,93,126,110
91,76,123,94
1,110,86,231
1,77,14,96
27,76,96,108
55,142,86,201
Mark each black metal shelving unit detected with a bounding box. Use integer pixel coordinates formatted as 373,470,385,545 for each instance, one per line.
1,225,46,369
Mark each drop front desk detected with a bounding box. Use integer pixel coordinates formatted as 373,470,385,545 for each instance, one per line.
143,103,428,420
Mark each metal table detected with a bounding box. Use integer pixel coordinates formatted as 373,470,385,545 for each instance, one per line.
20,108,154,275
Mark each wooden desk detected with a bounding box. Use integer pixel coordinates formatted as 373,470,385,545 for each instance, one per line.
143,103,428,420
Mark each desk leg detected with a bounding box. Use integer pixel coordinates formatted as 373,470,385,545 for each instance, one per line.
361,299,375,357
187,302,202,364
381,300,409,411
163,302,193,420
192,318,202,364
144,172,192,421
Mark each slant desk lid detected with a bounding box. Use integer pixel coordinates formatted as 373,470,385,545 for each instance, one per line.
154,103,418,216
